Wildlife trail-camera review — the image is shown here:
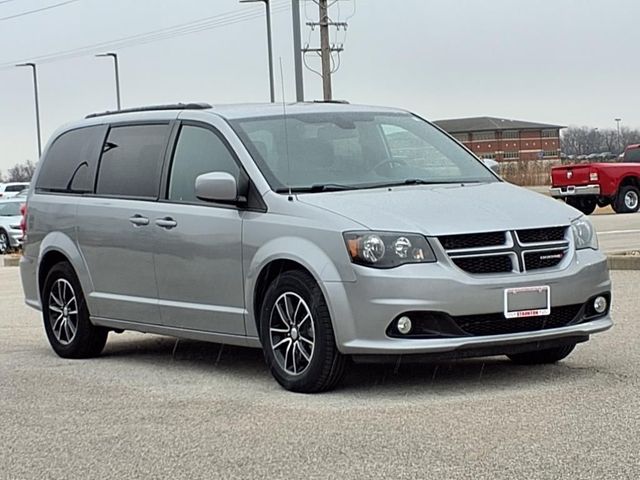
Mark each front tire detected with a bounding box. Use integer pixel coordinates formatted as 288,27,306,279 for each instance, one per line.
507,343,576,365
0,230,9,254
259,270,346,393
42,262,108,358
613,185,640,214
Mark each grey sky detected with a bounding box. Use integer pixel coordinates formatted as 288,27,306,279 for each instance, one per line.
1,0,639,172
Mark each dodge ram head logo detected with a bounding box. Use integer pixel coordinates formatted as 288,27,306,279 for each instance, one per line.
567,170,573,179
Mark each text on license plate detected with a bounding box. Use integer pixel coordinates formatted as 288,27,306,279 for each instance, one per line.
504,286,550,319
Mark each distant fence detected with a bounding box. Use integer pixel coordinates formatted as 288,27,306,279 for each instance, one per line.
499,159,560,186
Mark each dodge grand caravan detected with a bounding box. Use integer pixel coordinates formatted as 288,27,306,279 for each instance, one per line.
20,102,612,392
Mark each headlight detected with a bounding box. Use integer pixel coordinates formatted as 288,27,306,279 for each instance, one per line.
571,217,598,250
343,231,436,268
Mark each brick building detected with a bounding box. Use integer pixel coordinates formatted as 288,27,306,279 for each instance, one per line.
434,117,565,162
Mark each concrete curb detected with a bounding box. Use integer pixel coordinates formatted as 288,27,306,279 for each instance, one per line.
2,256,20,267
607,252,640,270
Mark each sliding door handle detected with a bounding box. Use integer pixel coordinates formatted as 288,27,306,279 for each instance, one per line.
129,215,149,226
155,217,177,229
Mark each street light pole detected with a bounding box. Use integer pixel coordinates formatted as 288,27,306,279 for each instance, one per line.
240,0,275,103
15,62,42,158
614,118,622,153
96,52,121,110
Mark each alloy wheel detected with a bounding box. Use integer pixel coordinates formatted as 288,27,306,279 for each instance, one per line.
48,278,79,345
269,292,315,376
624,190,639,210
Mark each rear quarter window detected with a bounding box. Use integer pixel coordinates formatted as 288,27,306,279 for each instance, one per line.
35,126,107,193
624,148,640,163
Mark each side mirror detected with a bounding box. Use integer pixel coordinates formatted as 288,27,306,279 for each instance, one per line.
195,172,238,203
481,158,501,175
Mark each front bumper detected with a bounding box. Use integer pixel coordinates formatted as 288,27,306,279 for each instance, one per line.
550,184,601,198
325,248,611,355
8,230,23,248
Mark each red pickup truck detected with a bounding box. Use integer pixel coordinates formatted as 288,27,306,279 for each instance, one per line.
550,144,640,214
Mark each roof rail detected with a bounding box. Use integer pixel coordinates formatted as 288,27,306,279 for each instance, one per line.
312,99,350,104
85,102,212,119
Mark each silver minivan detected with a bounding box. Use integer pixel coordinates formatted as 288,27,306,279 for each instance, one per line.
20,102,612,392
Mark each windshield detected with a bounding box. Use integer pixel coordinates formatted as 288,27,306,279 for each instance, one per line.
230,111,497,191
0,201,21,216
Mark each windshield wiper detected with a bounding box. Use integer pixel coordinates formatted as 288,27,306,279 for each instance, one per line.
367,179,476,188
276,183,355,193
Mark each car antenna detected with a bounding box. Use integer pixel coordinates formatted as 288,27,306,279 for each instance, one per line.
279,57,293,200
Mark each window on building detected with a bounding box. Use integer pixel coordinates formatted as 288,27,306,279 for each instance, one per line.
503,151,519,159
543,150,560,158
168,126,240,204
96,124,170,198
502,131,519,140
454,133,469,143
480,153,496,160
542,130,557,138
472,131,495,141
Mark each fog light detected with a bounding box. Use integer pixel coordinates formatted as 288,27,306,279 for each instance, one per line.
397,316,412,335
593,296,607,314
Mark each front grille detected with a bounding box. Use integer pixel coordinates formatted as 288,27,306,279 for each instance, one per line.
440,227,570,275
517,227,566,243
438,231,505,250
452,255,513,274
452,304,582,336
524,249,567,271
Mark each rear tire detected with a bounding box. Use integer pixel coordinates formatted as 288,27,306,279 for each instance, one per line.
613,185,640,214
566,196,596,215
507,343,576,365
259,270,346,393
42,262,108,358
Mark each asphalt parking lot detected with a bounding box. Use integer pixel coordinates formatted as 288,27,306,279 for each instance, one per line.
590,211,640,253
1,265,639,480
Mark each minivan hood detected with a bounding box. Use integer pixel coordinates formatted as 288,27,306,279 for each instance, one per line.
298,182,579,235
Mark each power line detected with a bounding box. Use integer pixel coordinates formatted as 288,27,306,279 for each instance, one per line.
0,2,290,69
0,0,80,22
0,0,23,5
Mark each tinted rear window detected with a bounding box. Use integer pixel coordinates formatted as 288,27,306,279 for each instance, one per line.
625,148,640,162
36,126,105,193
96,124,170,198
5,185,26,192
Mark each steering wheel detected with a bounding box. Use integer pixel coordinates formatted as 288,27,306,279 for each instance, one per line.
371,158,407,173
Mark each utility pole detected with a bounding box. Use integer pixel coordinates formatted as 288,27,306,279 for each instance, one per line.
319,0,332,101
16,62,42,158
303,1,347,101
614,118,622,153
291,0,304,102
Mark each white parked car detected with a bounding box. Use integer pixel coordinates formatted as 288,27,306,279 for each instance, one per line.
0,199,24,254
0,182,29,199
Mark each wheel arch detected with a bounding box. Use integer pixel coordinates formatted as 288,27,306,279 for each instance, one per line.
245,237,355,338
618,175,640,189
36,232,93,307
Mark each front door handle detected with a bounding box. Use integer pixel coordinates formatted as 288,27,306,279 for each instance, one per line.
155,217,178,229
129,214,149,226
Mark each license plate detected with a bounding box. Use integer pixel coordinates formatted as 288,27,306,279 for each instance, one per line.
504,286,550,319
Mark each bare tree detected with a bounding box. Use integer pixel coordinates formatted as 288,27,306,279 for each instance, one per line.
561,126,640,156
5,160,36,183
